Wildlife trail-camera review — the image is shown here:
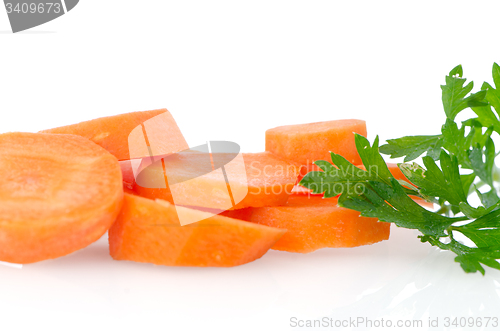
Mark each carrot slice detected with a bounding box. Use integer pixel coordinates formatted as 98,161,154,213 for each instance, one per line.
266,119,367,165
179,206,254,221
109,194,285,267
119,159,140,192
219,208,254,221
0,132,123,263
41,109,188,161
248,194,390,253
134,152,300,209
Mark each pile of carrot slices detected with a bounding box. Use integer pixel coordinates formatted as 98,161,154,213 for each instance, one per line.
0,109,399,267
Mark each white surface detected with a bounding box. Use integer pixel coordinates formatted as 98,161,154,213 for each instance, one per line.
1,228,499,331
1,1,500,330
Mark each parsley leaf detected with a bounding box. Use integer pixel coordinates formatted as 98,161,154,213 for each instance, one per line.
468,138,495,187
441,119,474,169
441,64,488,120
379,135,442,162
476,187,500,209
338,178,462,236
399,151,467,207
453,209,500,248
421,235,500,275
300,63,500,274
380,65,488,163
300,135,464,236
483,63,500,116
300,135,418,198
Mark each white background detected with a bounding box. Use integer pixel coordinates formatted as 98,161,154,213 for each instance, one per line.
1,1,500,330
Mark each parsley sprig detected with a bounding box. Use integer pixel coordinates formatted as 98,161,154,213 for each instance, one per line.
299,63,500,274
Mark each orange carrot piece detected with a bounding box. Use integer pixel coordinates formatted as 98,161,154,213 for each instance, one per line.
41,109,188,161
266,119,367,165
120,159,135,190
0,132,123,263
180,206,254,221
249,194,390,253
134,152,300,209
219,208,254,221
109,194,285,267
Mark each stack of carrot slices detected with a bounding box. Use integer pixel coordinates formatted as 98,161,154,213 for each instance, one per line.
0,109,412,267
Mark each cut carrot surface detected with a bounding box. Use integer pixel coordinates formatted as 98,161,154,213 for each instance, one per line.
134,152,301,210
109,194,285,267
41,109,188,161
249,194,390,253
181,206,254,222
0,132,123,263
120,159,137,190
296,163,322,183
266,119,367,165
220,208,254,221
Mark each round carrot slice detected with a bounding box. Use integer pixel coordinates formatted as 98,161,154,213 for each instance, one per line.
0,132,123,263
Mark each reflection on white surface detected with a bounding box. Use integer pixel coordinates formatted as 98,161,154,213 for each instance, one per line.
331,247,500,330
0,225,498,331
0,261,22,269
